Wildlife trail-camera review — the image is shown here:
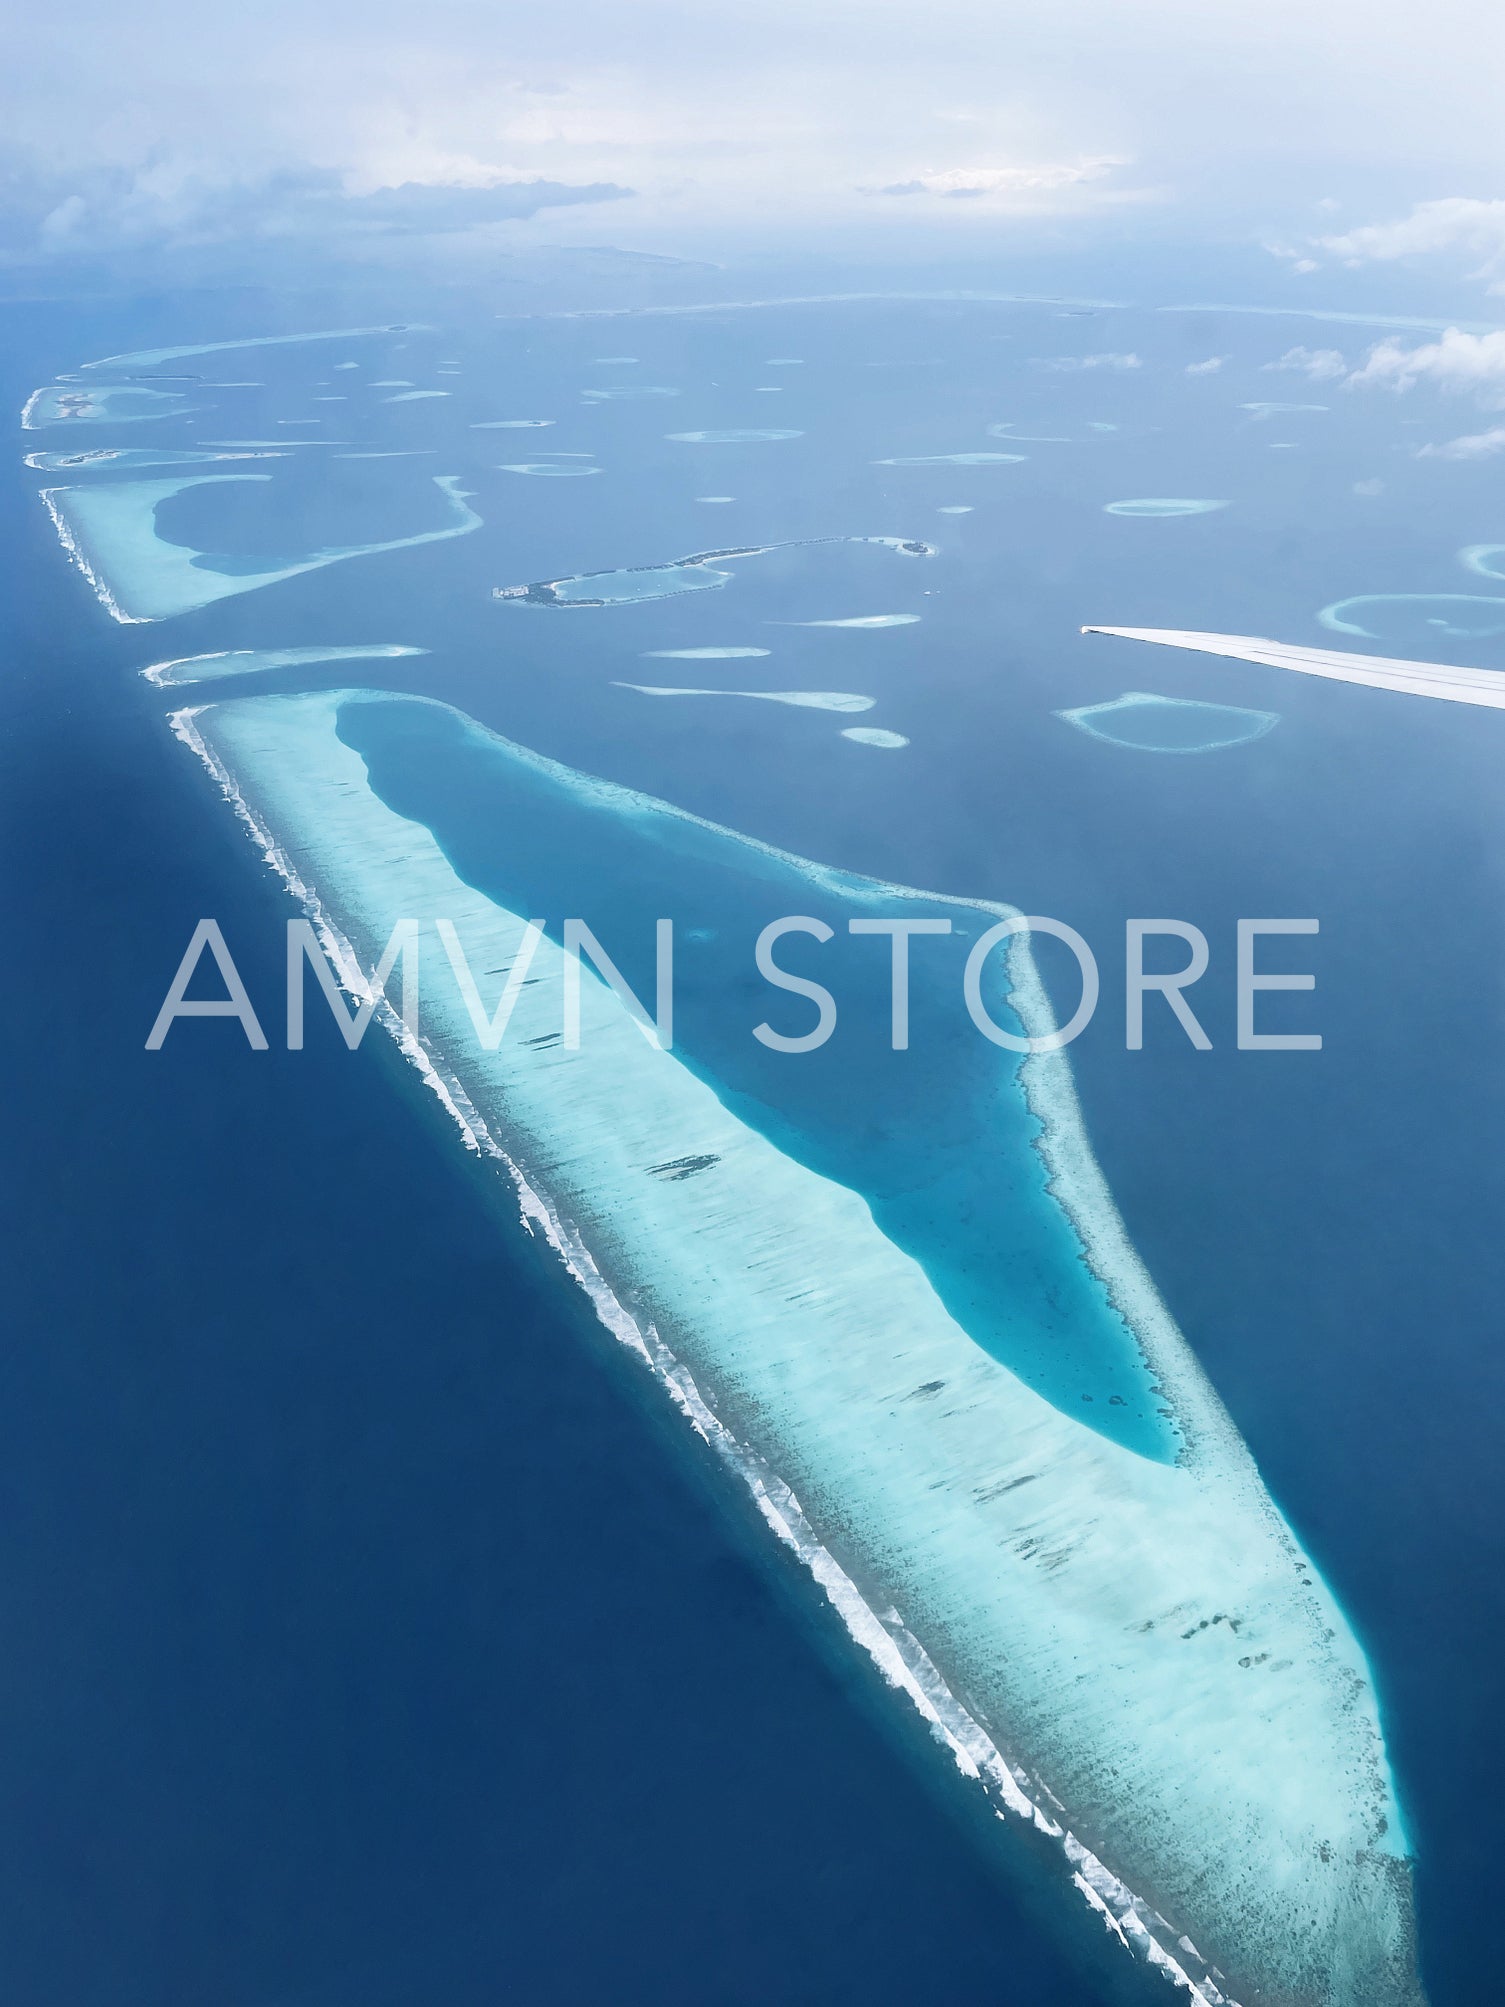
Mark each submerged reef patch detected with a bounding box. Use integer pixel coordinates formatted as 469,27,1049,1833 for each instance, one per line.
22,384,199,429
494,536,933,609
1103,498,1229,517
1319,593,1505,640
141,645,427,688
875,451,1026,466
1056,690,1279,752
667,428,804,443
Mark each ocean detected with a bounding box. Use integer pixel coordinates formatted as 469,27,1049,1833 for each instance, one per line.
5,282,1504,2005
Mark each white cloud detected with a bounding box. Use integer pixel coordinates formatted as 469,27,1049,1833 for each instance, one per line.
26,159,628,259
1344,327,1505,404
1317,197,1505,292
1352,478,1385,495
873,157,1122,199
7,2,1505,276
1266,346,1347,381
339,149,543,197
1260,240,1318,274
1036,351,1141,372
1185,355,1226,374
1417,424,1505,460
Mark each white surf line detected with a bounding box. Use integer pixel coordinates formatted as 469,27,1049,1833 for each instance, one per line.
1082,626,1505,709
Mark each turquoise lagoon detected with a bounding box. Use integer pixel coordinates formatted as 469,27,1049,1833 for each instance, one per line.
45,471,480,622
22,383,200,428
24,446,280,472
170,685,1420,2007
667,428,805,442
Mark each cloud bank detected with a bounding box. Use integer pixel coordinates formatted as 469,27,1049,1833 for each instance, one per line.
28,168,630,260
1266,346,1348,381
1417,424,1505,460
871,159,1123,199
1317,197,1505,293
7,0,1505,278
1344,327,1505,403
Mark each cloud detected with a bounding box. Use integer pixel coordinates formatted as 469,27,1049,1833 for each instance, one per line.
1184,355,1226,374
1035,351,1141,371
8,0,1505,279
1417,423,1505,460
1266,346,1347,381
13,158,630,264
1258,237,1319,275
325,177,629,234
872,158,1122,199
1316,197,1505,292
1344,327,1505,404
0,19,1151,267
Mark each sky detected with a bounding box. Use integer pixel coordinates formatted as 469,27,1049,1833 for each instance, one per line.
5,0,1504,294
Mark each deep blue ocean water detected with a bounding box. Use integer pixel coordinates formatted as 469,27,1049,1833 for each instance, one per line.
6,283,1505,2003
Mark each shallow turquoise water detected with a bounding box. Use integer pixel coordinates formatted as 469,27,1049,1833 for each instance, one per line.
336,691,1181,1458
